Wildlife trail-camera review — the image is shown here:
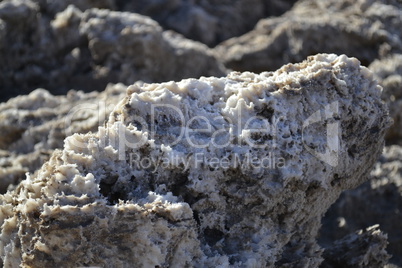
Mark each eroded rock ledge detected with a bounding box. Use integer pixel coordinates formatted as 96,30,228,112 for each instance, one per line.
0,54,391,267
0,83,126,193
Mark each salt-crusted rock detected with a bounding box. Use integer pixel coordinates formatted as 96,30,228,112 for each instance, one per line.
118,0,297,46
0,83,126,193
0,54,391,267
369,54,402,144
0,1,226,102
215,0,402,73
320,145,402,266
321,225,391,268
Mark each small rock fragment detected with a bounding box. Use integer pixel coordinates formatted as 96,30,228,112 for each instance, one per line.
321,225,391,268
320,145,402,266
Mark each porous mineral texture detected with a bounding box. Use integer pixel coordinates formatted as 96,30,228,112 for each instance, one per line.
0,83,126,193
369,54,402,144
320,145,402,266
321,225,390,268
118,0,297,46
0,0,226,102
0,54,391,267
215,0,402,73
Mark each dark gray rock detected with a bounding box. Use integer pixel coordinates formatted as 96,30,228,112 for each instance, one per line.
0,1,226,102
321,225,391,268
320,145,402,266
215,0,402,73
369,54,402,144
118,0,297,47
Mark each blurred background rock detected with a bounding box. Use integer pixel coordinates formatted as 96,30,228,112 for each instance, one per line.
0,0,401,266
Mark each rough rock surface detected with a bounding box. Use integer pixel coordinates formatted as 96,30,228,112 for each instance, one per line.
0,83,126,193
0,0,226,102
320,145,402,266
321,225,390,268
118,0,297,46
0,54,391,267
215,0,402,73
369,54,402,144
